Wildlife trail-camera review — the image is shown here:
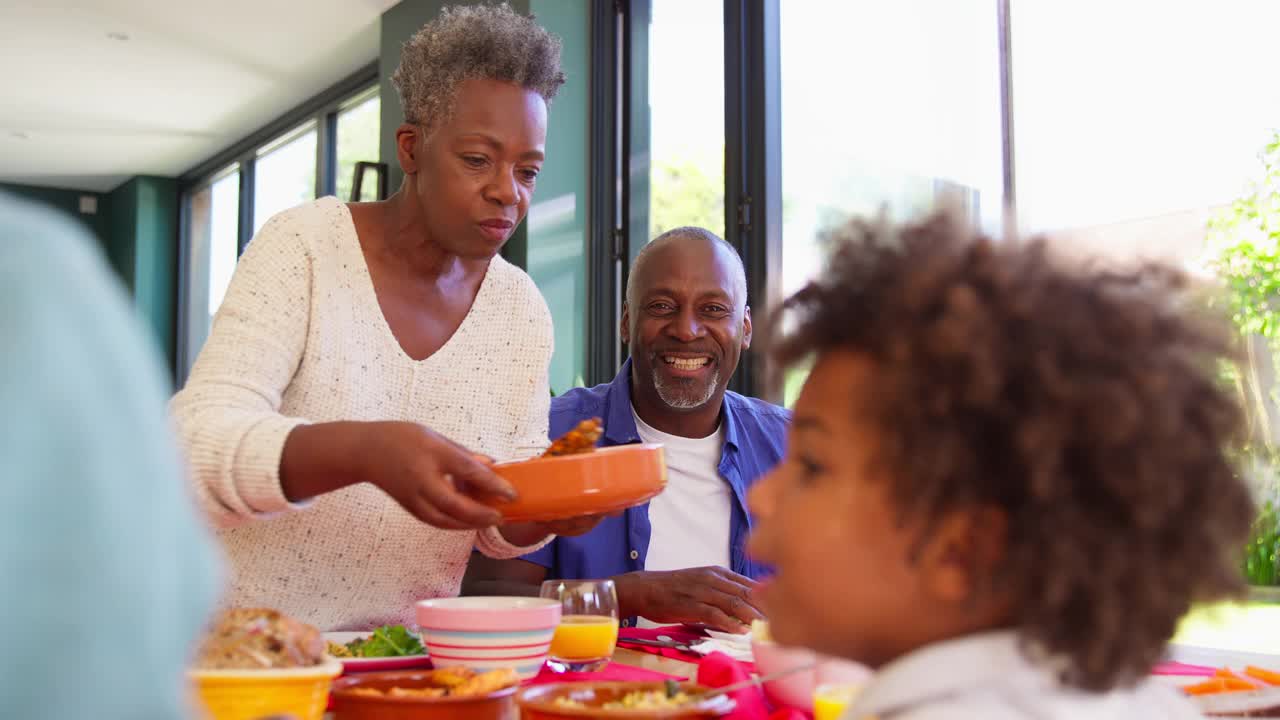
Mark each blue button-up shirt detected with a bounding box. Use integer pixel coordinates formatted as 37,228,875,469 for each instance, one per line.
523,359,790,588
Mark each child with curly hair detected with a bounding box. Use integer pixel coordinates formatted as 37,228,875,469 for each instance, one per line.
748,213,1255,718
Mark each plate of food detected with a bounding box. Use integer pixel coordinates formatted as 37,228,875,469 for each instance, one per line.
1155,665,1280,716
517,680,735,718
325,625,433,672
485,418,669,523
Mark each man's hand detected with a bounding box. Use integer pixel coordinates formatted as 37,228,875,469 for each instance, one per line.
612,566,763,633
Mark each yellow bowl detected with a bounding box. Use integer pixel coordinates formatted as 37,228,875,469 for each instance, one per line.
188,658,343,720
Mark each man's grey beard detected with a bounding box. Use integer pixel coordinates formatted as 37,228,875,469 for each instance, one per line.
652,367,721,410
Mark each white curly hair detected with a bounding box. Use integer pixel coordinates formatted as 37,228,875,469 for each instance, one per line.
392,2,566,129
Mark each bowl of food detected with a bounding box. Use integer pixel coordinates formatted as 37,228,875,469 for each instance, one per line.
330,667,520,720
486,420,667,522
416,596,562,679
188,608,343,720
517,681,735,719
748,621,868,711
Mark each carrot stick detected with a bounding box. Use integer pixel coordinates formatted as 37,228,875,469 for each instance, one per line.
1215,668,1256,682
1224,677,1261,691
1213,668,1261,690
1184,678,1229,695
1245,666,1280,686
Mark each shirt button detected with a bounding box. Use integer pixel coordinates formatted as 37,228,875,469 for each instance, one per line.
629,550,639,560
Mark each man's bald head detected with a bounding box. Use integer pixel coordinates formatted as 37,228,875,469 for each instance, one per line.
626,227,748,312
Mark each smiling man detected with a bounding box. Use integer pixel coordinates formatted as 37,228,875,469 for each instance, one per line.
463,227,790,632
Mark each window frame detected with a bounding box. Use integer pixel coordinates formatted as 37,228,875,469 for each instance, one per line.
175,63,379,386
589,0,1017,401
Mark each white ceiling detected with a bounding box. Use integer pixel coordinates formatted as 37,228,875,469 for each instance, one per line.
0,0,399,192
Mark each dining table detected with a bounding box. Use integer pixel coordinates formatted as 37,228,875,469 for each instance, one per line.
320,647,710,720
606,647,700,677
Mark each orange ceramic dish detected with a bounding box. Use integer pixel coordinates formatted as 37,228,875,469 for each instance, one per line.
330,670,518,720
489,444,667,523
517,682,734,719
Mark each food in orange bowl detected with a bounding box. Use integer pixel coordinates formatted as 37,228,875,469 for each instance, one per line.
189,608,342,720
488,444,667,522
517,681,734,718
330,667,520,720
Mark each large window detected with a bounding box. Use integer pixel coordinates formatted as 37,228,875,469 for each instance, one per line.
179,76,380,381
337,89,382,202
1011,1,1280,660
777,0,1002,405
1013,1,1280,269
780,0,1001,297
182,166,240,369
643,0,726,243
253,122,318,234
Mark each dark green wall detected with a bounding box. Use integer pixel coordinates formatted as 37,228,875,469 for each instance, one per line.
105,180,138,290
105,176,179,373
0,178,177,376
0,182,109,254
527,0,591,393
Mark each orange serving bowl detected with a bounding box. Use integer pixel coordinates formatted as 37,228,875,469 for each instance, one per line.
517,682,734,719
489,444,667,523
330,670,519,720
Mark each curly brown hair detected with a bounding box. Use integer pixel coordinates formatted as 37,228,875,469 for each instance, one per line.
773,212,1255,691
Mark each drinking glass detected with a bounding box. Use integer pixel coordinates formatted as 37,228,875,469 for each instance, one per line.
539,579,619,672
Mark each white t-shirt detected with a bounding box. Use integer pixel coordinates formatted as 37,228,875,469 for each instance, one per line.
842,631,1200,720
632,406,733,575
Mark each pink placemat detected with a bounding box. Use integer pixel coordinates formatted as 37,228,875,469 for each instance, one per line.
617,626,708,664
699,651,810,720
1152,661,1218,677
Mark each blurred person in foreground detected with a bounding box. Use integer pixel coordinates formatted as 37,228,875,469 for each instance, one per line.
748,212,1254,718
0,191,221,719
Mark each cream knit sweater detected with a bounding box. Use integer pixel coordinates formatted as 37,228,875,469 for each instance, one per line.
172,196,553,630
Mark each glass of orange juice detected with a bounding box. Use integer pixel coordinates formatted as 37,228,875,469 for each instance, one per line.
540,579,619,672
813,683,862,720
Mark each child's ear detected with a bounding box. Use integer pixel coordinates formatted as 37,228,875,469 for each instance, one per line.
918,506,1008,604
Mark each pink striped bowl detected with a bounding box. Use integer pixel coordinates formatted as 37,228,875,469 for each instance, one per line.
416,597,562,680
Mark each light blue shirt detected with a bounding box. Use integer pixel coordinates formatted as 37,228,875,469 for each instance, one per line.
0,192,221,719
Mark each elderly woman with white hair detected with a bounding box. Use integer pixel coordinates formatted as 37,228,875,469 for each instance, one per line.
172,3,599,630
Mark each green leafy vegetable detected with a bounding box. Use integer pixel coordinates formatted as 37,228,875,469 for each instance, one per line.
345,625,426,658
664,679,680,698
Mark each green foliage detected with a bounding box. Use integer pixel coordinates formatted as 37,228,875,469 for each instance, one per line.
1246,500,1280,585
651,155,724,238
1207,132,1280,344
1207,130,1280,585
